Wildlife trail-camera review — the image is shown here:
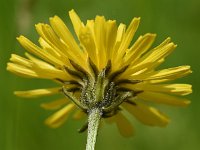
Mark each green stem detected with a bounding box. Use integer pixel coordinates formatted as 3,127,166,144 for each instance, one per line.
86,108,102,150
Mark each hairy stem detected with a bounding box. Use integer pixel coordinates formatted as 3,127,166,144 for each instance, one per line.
86,108,102,150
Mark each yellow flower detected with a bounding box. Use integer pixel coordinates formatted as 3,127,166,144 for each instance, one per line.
7,9,192,138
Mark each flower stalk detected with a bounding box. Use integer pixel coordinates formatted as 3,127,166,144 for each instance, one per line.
86,108,102,150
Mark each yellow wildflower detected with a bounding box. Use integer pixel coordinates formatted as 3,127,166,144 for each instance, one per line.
8,9,192,141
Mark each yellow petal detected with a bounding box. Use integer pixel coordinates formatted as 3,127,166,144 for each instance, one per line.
38,37,52,49
35,23,66,51
49,16,87,64
10,54,33,67
40,98,69,110
14,87,61,98
104,117,114,124
119,61,153,79
109,112,134,137
123,101,169,127
139,42,176,64
135,37,171,65
17,36,63,66
114,18,140,69
35,24,75,66
94,16,106,69
144,58,165,72
118,17,140,55
24,53,71,80
121,39,176,78
111,23,126,71
137,91,191,106
38,38,72,67
45,103,76,128
125,33,156,65
7,63,38,78
72,110,86,120
49,16,77,47
79,26,97,65
86,20,95,35
155,37,171,49
131,43,175,74
38,37,58,56
69,9,84,37
105,20,117,60
115,23,126,44
124,83,192,96
131,65,192,81
25,52,58,69
8,60,69,80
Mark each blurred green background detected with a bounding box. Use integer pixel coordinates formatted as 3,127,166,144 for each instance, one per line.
0,0,200,150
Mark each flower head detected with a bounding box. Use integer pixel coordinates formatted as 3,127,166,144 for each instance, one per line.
7,9,192,137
